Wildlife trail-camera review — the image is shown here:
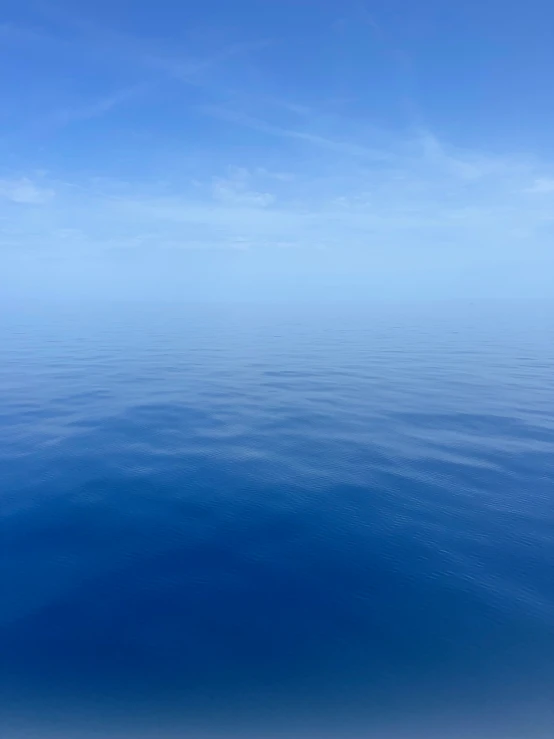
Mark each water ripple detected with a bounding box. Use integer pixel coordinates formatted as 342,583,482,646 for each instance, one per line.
1,302,553,732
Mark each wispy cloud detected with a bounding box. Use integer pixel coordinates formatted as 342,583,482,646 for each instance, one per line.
1,4,269,138
212,168,275,208
30,2,269,86
1,1,553,300
138,39,271,83
199,105,392,161
416,131,504,180
2,127,553,259
36,85,146,133
526,178,554,194
0,178,54,205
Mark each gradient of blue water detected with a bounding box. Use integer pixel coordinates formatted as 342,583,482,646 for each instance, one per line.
1,301,553,737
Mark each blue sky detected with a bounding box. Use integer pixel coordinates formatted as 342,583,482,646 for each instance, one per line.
1,0,553,301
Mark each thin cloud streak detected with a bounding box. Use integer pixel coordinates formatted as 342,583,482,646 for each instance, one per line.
199,105,393,161
40,85,147,131
32,1,271,86
1,128,553,259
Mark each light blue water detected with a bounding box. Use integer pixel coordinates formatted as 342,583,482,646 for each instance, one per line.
1,301,553,738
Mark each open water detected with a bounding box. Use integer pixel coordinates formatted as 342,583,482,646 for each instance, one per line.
1,301,553,738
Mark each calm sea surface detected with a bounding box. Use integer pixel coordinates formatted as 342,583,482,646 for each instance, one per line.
1,301,553,738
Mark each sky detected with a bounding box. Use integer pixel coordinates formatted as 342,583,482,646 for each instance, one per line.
1,0,553,301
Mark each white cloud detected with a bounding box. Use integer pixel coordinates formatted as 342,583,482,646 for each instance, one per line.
526,178,554,194
0,129,553,264
211,168,275,208
0,178,54,205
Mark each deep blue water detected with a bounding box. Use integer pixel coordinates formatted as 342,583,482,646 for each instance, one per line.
1,301,554,738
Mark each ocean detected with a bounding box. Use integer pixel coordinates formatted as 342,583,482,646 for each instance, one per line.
1,300,553,739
